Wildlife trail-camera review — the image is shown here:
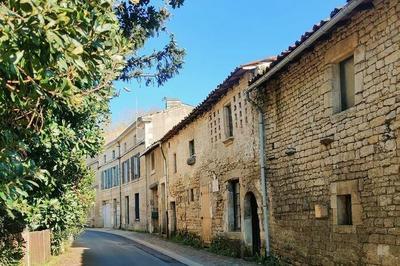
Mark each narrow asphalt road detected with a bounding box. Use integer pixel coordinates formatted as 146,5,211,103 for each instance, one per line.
72,230,185,266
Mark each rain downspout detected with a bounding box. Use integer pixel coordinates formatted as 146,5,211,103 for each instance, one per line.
118,141,122,230
160,142,169,237
246,89,270,257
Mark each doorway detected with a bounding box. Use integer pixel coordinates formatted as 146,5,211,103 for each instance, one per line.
243,192,261,255
170,201,177,236
200,184,212,244
102,202,112,228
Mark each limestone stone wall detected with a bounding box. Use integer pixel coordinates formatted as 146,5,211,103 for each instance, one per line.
165,71,265,250
258,0,400,264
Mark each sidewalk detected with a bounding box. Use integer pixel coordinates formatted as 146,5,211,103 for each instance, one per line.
90,228,257,266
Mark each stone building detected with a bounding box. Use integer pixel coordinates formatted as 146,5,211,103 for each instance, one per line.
247,0,400,264
89,99,193,231
143,58,274,255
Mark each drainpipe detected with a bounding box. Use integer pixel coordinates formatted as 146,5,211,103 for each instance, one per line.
246,89,270,257
160,142,169,237
118,141,122,230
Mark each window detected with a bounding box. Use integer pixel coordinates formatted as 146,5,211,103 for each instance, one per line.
189,140,195,157
190,189,194,202
124,143,127,152
103,154,106,163
173,153,177,173
125,196,130,225
330,180,362,230
150,152,155,171
122,160,129,183
135,193,140,220
224,104,233,138
101,171,105,189
228,180,241,231
122,162,125,183
133,134,137,145
112,150,115,159
339,56,355,112
131,154,140,179
126,160,130,182
337,195,352,225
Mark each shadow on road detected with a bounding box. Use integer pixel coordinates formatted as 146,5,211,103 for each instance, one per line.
73,230,185,266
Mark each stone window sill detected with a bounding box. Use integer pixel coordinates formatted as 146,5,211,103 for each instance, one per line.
331,105,357,124
223,231,241,240
222,136,234,146
333,225,356,234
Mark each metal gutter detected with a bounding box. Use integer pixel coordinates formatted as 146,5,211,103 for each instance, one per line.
245,91,270,257
160,142,170,237
247,0,366,93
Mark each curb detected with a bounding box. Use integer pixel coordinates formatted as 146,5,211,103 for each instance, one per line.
87,228,203,266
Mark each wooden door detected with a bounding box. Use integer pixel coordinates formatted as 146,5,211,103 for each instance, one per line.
200,184,212,244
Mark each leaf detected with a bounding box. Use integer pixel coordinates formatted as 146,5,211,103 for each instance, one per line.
10,51,24,64
71,45,84,55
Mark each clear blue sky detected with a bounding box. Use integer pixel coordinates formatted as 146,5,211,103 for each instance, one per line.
111,0,346,125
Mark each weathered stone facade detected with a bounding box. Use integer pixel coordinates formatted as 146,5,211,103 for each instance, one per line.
253,0,400,264
89,100,193,231
88,1,400,264
143,59,274,255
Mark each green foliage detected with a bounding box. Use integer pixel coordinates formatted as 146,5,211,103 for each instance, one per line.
254,254,285,266
208,235,241,258
0,0,184,263
170,230,202,249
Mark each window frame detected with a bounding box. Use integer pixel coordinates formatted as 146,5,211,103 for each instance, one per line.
173,153,177,173
188,140,195,157
134,193,140,221
338,55,355,112
224,104,234,138
125,196,130,225
150,152,155,171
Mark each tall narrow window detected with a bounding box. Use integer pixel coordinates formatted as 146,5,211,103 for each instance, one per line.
131,154,140,179
337,194,352,225
115,166,119,185
135,155,140,178
101,171,105,189
173,153,177,173
229,180,241,231
135,193,140,220
112,150,115,159
224,104,233,138
122,161,126,184
189,140,195,157
150,152,155,171
126,160,130,182
103,154,106,163
125,196,130,225
130,156,135,179
339,56,355,111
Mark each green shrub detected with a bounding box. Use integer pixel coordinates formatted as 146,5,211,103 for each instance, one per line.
0,0,184,262
254,253,285,266
208,235,241,258
170,230,202,249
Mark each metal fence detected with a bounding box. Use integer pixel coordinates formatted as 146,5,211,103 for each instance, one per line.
22,229,51,266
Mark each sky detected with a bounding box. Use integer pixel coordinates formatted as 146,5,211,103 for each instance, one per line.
110,0,347,127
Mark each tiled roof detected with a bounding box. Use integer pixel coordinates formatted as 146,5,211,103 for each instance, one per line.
159,57,275,142
249,0,372,85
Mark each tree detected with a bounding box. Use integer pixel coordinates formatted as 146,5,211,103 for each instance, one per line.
0,0,184,262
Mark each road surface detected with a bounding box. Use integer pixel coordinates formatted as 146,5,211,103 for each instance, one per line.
72,230,185,266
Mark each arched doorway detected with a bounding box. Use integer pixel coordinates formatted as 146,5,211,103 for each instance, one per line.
243,192,261,255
